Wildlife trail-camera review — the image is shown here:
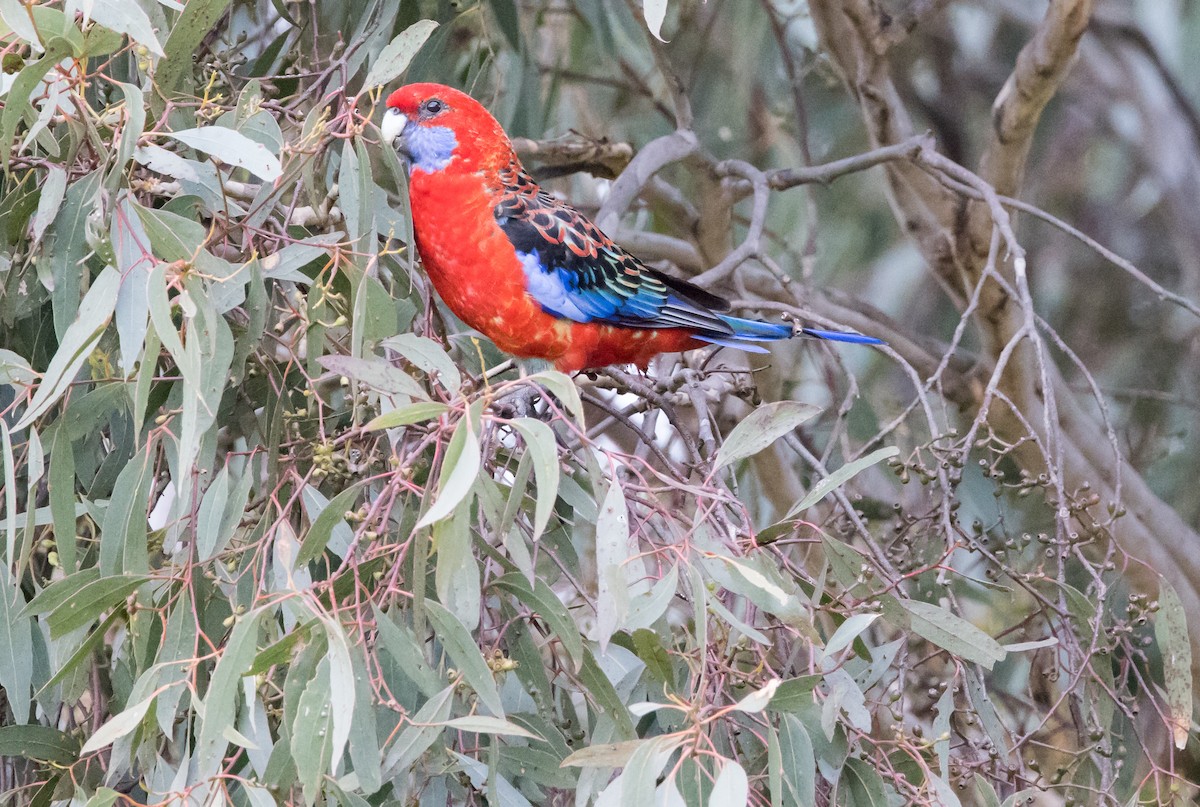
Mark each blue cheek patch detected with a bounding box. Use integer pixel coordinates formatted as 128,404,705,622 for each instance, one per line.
406,125,458,173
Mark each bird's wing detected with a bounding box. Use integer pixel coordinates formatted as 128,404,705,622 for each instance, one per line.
494,164,734,334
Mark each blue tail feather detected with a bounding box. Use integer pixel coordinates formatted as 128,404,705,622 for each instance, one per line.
692,315,882,353
800,327,884,345
715,315,794,341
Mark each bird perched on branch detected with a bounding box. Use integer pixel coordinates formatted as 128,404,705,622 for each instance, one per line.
380,83,880,372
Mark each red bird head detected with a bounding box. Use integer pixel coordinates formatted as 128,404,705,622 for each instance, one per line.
382,83,513,176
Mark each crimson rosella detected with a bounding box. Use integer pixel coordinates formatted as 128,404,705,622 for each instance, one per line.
380,83,881,372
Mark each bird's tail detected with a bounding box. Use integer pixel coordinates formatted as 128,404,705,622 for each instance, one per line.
798,327,884,345
692,315,793,353
693,315,882,353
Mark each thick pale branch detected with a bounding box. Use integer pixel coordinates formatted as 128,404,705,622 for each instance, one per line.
980,0,1094,198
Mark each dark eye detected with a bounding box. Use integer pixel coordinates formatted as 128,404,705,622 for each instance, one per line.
423,98,445,116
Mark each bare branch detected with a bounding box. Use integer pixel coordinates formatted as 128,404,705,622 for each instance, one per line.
979,0,1094,197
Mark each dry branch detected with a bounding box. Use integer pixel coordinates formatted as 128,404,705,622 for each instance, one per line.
804,0,1200,701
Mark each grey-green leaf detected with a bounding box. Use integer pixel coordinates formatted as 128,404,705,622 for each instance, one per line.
416,416,480,529
1156,579,1193,749
166,127,282,182
509,418,560,542
425,600,504,716
890,598,1007,670
785,446,899,518
14,267,121,432
715,401,820,469
362,20,439,91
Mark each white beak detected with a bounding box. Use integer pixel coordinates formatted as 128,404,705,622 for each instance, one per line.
381,108,408,145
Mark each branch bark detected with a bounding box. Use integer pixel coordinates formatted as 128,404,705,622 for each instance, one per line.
806,0,1200,696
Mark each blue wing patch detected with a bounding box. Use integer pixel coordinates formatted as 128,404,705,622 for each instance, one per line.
495,160,879,350
497,162,736,334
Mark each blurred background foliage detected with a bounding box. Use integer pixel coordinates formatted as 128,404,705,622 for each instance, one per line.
0,0,1198,805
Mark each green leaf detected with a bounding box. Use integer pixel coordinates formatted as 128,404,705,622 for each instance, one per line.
632,628,673,688
730,677,782,714
0,565,33,721
89,0,165,55
887,597,1007,670
416,415,480,529
39,610,120,697
22,567,101,616
491,573,585,672
155,0,235,104
111,195,152,376
1156,579,1193,749
621,736,679,807
152,592,198,734
0,39,74,172
561,739,649,768
46,574,150,638
111,83,147,183
195,463,254,560
48,171,101,337
595,476,631,651
46,427,76,571
0,349,35,388
1,422,16,570
296,481,364,565
709,758,749,806
320,615,358,769
372,605,445,699
767,676,820,714
823,613,880,659
715,401,820,469
165,125,282,182
0,725,79,764
291,656,333,800
195,610,263,777
442,716,540,739
80,693,156,754
963,666,1009,757
425,599,504,716
840,757,888,807
380,684,453,776
434,506,480,631
0,0,40,45
509,418,560,542
928,775,964,807
30,164,66,244
85,788,121,807
777,714,815,807
450,749,535,807
578,647,636,738
14,267,121,432
318,354,429,400
785,446,899,519
823,667,870,735
362,19,439,91
99,444,156,575
347,644,382,794
526,370,584,426
381,333,461,393
365,401,449,430
626,564,679,630
932,686,954,777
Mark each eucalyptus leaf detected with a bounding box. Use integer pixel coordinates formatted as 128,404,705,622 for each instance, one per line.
165,127,282,182
715,401,820,469
362,20,439,91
